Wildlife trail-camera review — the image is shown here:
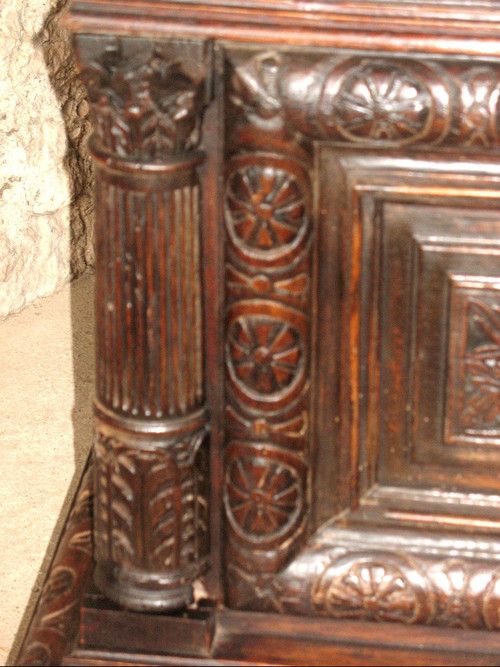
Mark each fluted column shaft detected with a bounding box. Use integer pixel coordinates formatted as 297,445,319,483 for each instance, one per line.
74,34,212,611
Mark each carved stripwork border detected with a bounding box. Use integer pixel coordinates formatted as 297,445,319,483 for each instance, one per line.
223,47,316,607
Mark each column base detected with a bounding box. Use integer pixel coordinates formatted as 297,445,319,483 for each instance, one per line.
93,560,206,613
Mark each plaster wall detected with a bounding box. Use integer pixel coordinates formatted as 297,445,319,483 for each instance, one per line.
0,0,93,320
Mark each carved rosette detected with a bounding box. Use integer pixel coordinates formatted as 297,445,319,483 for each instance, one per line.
223,59,314,609
74,34,211,611
277,549,500,630
312,553,435,625
230,51,500,150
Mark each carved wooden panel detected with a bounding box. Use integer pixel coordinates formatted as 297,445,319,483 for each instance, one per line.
269,529,500,630
223,49,315,608
315,154,500,514
228,50,500,150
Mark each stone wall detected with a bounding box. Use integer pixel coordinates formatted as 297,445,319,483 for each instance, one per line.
0,0,93,320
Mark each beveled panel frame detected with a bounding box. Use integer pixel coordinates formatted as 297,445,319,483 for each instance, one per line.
316,152,500,523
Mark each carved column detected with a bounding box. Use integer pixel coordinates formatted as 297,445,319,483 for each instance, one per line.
74,35,211,611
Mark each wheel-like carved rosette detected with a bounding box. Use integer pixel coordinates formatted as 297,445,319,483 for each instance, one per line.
332,63,432,144
225,455,302,544
225,161,309,261
312,553,435,625
227,316,303,398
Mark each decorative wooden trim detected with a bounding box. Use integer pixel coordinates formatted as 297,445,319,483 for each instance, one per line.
221,48,500,627
229,50,500,150
16,467,94,667
73,34,213,612
223,49,315,608
66,1,500,57
16,472,500,667
243,528,500,632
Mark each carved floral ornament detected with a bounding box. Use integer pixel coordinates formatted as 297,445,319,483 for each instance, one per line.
307,552,500,630
227,315,304,398
229,51,500,148
312,553,433,624
225,154,311,264
224,445,306,546
462,298,500,429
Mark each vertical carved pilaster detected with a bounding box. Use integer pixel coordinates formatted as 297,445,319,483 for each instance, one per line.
74,35,212,611
223,50,314,610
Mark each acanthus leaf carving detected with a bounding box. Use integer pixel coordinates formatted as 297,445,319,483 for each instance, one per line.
78,39,206,160
463,298,500,428
94,428,209,576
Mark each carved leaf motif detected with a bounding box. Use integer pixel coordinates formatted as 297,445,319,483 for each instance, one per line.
228,563,284,612
42,567,75,605
21,642,52,666
109,452,136,563
226,266,309,302
333,63,431,143
228,316,303,397
148,460,177,568
435,560,483,629
225,455,302,543
68,530,93,556
40,603,77,637
461,68,499,147
81,43,201,158
226,165,307,255
226,405,308,441
462,299,500,428
482,568,500,629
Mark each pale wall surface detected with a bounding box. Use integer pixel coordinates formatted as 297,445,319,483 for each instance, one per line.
0,0,93,320
0,274,95,666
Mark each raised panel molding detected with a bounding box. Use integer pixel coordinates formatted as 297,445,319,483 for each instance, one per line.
223,48,500,618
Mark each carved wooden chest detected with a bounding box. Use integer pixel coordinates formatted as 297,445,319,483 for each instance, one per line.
17,1,500,664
